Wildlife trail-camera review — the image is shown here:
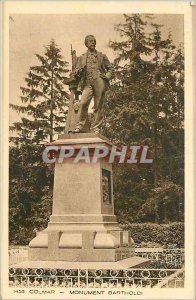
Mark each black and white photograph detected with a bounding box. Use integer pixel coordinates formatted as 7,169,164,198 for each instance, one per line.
1,1,195,299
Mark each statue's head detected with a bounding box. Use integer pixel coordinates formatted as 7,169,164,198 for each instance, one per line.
84,35,96,51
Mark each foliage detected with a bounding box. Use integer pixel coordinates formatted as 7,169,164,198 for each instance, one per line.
102,14,184,223
122,222,184,247
10,39,69,144
9,40,69,244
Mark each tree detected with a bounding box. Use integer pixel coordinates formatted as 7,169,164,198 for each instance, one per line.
103,14,153,144
101,14,184,223
10,39,69,144
9,40,70,244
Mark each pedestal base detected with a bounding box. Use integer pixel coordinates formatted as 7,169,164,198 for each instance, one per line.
29,225,135,262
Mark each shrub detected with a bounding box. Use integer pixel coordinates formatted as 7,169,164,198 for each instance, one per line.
122,222,184,248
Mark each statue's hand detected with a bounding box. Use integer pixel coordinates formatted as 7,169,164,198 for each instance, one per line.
100,74,110,81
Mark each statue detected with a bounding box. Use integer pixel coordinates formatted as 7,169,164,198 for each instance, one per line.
65,35,113,134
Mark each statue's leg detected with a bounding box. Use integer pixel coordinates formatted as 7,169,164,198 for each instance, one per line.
74,85,93,132
91,78,106,132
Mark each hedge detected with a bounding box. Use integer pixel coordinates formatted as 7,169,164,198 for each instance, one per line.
10,221,184,248
121,222,184,248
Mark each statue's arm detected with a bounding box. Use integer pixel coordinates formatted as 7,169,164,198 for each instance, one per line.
103,54,114,80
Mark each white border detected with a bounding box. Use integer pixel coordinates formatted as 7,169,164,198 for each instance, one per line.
1,1,195,299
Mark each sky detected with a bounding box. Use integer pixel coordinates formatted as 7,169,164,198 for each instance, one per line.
9,14,184,125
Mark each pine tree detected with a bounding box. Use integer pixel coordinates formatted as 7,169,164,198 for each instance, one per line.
9,40,70,244
101,14,184,223
102,14,155,223
10,39,69,144
144,25,184,222
103,14,153,144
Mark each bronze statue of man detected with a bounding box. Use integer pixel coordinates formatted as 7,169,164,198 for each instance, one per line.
72,35,113,133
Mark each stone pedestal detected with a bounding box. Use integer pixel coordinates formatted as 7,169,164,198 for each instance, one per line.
29,133,135,262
